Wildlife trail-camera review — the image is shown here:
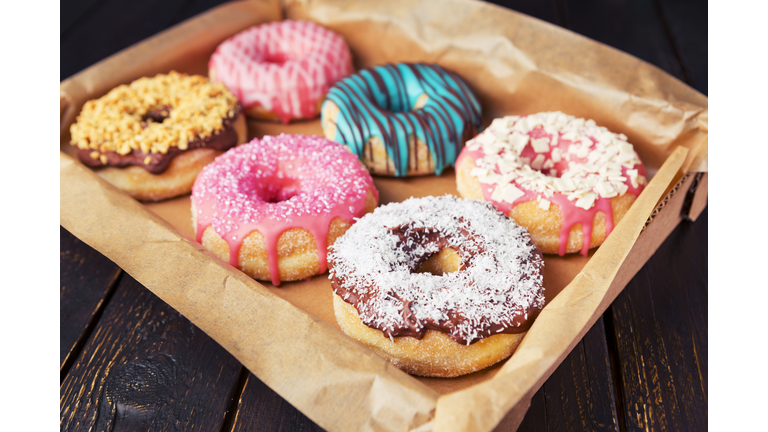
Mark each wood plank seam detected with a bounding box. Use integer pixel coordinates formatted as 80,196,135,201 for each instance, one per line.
602,309,628,432
640,268,683,431
691,330,707,405
221,366,250,432
583,318,621,432
60,269,125,383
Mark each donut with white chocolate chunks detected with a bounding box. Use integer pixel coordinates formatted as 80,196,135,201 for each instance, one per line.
69,71,247,201
456,111,647,256
328,195,545,378
191,134,378,286
209,20,353,123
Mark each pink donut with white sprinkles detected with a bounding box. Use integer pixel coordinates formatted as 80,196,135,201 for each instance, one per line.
191,134,379,286
209,20,353,124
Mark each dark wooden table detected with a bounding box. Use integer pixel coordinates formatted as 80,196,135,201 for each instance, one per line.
60,1,707,430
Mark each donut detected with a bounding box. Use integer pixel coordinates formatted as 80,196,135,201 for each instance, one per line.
69,71,247,202
209,20,353,124
456,111,647,256
321,63,482,177
191,134,378,286
328,195,545,377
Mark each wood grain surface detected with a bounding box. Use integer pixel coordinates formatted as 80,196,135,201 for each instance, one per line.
60,273,243,431
59,0,708,431
60,226,122,376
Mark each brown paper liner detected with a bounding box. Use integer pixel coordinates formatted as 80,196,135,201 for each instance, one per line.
60,1,707,431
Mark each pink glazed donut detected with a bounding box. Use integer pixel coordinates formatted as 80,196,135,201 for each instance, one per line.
191,134,379,286
456,112,647,256
208,20,353,124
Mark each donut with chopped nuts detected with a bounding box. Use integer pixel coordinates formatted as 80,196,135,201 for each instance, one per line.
456,111,647,256
209,20,353,123
328,195,545,378
69,71,247,201
191,134,378,286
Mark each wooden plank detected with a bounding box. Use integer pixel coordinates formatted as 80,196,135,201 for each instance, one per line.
60,274,243,432
60,226,122,373
61,0,106,35
487,0,561,26
517,317,619,432
562,0,686,82
230,373,325,432
60,0,230,80
608,208,708,432
654,0,708,94
516,385,547,431
581,317,621,432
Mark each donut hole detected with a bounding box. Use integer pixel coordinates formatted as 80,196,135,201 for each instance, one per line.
415,247,462,276
374,92,430,113
264,189,298,204
262,51,291,65
256,38,311,65
141,105,172,124
258,177,301,203
517,126,576,178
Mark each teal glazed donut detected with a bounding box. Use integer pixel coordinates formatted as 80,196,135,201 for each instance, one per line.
321,63,482,177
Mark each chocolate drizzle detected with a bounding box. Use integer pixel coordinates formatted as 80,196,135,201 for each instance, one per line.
77,106,242,175
323,63,482,176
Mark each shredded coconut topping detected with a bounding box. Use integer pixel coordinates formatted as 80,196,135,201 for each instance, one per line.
466,111,646,210
328,195,545,345
70,71,239,157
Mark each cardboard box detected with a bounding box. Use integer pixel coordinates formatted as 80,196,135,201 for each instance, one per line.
59,1,708,430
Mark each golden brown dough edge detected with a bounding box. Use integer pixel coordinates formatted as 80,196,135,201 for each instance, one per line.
332,293,525,378
192,190,378,283
96,113,248,202
455,153,637,255
321,99,436,177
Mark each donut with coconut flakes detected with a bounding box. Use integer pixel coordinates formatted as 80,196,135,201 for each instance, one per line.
328,195,545,378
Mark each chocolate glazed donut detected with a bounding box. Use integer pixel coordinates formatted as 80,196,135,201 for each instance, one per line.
333,223,540,345
69,72,247,201
76,106,243,175
328,195,545,377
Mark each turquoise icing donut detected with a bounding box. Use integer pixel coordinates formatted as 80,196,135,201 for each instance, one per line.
321,63,482,177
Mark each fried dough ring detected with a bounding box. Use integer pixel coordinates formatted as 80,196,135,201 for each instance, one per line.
96,114,246,201
192,191,377,282
456,153,636,255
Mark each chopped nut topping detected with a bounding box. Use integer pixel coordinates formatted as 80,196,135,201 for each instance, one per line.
69,71,239,156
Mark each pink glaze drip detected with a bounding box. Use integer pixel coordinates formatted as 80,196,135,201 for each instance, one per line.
209,20,353,123
458,128,645,257
192,134,377,285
